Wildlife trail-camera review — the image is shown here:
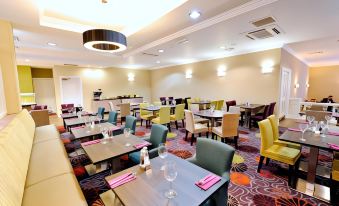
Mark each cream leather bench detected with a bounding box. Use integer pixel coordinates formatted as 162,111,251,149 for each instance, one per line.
0,109,87,206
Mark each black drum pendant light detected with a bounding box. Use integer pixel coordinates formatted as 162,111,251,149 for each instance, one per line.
83,29,127,53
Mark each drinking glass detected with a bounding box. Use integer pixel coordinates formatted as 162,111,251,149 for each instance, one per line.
97,114,102,127
299,123,308,141
101,127,109,144
306,115,315,125
124,128,131,138
164,161,178,199
319,121,327,137
158,143,168,170
325,115,332,125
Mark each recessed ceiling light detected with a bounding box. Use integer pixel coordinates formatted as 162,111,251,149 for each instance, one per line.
156,61,161,64
158,49,164,53
220,46,226,49
189,11,201,19
25,59,30,62
47,42,57,46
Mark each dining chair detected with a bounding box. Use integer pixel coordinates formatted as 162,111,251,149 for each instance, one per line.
184,110,209,145
129,124,168,164
139,103,154,127
153,101,162,106
330,155,339,204
267,115,301,150
225,100,236,112
61,103,74,113
257,119,301,187
187,138,235,206
184,97,191,109
170,104,185,129
305,110,328,122
168,97,174,105
268,102,276,116
122,115,137,135
212,113,240,148
187,98,192,110
216,100,224,110
120,103,131,124
210,100,218,109
159,97,166,105
151,106,171,131
251,105,270,127
97,107,105,120
190,103,210,126
174,98,183,104
107,111,118,125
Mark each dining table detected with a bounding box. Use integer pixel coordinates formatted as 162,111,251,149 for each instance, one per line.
193,110,227,127
191,101,211,110
60,111,91,128
237,104,264,128
279,123,339,202
145,105,176,115
105,154,227,206
70,122,121,141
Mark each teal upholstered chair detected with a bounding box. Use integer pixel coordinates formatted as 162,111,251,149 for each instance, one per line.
187,138,235,206
129,124,168,164
97,107,105,120
116,115,137,136
107,111,118,125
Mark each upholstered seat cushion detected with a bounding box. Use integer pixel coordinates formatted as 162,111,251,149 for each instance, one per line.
129,151,140,164
193,123,209,133
151,117,161,124
22,174,87,206
274,140,301,150
25,139,73,187
332,160,339,181
212,127,222,136
170,114,176,120
140,114,154,120
33,125,60,144
262,145,301,165
194,117,209,124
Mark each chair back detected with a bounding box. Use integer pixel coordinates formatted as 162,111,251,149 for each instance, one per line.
149,124,168,148
120,103,131,117
210,100,218,109
168,97,174,105
107,111,118,125
262,105,271,119
184,110,195,133
267,115,279,141
268,102,276,115
153,101,162,106
160,97,166,105
190,104,199,113
30,110,50,127
97,107,105,119
158,106,170,124
229,106,240,114
226,100,236,112
221,113,239,137
187,98,192,110
193,97,201,102
174,104,185,120
184,97,191,109
195,138,235,177
139,103,150,116
216,100,224,110
174,98,183,104
305,110,328,122
125,115,137,134
61,103,74,109
258,119,274,154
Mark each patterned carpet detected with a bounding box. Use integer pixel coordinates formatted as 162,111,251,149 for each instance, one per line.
61,122,333,206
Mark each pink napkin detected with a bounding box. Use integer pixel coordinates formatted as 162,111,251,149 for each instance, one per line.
109,173,136,189
288,128,302,132
295,120,308,124
195,174,221,191
328,131,339,136
134,141,151,149
72,126,85,130
82,139,101,146
328,143,339,150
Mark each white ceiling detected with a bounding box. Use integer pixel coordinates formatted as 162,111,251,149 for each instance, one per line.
0,0,338,69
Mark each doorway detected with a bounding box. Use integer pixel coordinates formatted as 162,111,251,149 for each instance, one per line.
60,76,83,107
279,67,292,118
33,78,57,112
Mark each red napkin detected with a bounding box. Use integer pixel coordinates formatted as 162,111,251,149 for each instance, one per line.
288,128,302,132
328,143,339,150
82,139,101,146
134,141,151,149
109,173,136,189
195,174,221,191
328,131,339,136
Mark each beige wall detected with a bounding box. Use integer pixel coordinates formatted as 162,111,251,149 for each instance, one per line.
150,49,281,105
280,48,309,100
53,66,151,114
308,65,339,101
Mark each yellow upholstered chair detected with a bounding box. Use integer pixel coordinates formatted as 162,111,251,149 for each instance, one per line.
216,100,224,110
139,103,154,127
330,153,339,204
170,104,185,129
151,106,171,131
210,100,218,109
212,113,240,148
187,98,192,110
184,110,209,146
257,119,301,187
267,115,301,150
153,101,162,106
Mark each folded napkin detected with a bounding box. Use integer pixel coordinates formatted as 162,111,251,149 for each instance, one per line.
195,174,221,191
109,173,136,189
288,128,302,132
328,131,339,136
134,141,151,149
82,139,101,146
328,143,339,150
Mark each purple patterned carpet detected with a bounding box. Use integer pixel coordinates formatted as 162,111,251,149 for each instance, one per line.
63,122,333,206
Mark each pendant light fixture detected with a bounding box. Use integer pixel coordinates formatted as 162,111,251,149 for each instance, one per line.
83,29,127,53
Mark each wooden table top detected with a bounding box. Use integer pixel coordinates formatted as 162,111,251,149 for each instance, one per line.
64,118,87,127
145,105,175,111
71,122,121,140
237,104,264,110
194,110,228,118
105,154,227,206
61,112,91,119
82,134,147,164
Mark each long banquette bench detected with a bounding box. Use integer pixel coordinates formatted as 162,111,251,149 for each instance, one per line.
0,109,87,206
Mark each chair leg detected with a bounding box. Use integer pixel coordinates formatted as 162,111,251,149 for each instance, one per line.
182,119,185,128
185,130,188,141
199,133,202,137
191,134,195,146
257,156,265,173
234,136,239,149
211,133,214,140
206,132,209,138
167,123,171,132
175,121,178,130
265,158,270,166
141,119,143,126
288,164,294,186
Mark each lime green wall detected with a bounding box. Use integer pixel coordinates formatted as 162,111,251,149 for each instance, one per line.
17,65,34,93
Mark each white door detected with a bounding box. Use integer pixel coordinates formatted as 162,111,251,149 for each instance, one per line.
60,77,83,106
33,78,57,112
279,68,292,117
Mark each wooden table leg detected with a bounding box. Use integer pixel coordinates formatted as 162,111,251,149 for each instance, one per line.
307,146,319,183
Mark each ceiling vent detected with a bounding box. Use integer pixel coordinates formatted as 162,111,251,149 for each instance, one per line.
245,25,283,40
63,63,78,67
251,16,276,27
142,52,159,57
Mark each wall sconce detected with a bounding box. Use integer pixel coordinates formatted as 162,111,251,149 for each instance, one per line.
261,60,274,74
185,70,192,79
306,83,310,88
128,73,135,81
295,83,300,88
217,65,226,77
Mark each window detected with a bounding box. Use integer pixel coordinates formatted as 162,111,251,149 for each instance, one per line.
0,66,7,118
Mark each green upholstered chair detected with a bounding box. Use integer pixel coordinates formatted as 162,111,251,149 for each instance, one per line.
97,107,105,120
257,119,301,187
170,104,185,129
107,111,118,125
117,115,137,135
139,103,154,127
129,124,168,164
187,138,235,206
151,106,171,131
267,115,301,150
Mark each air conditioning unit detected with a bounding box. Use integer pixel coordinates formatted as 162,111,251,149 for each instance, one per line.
245,25,283,40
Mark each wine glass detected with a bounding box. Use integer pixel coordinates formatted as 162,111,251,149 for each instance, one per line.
306,116,315,125
164,161,178,199
325,115,332,125
101,127,109,144
85,118,91,133
96,114,102,127
299,123,308,142
158,143,168,170
124,128,131,138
